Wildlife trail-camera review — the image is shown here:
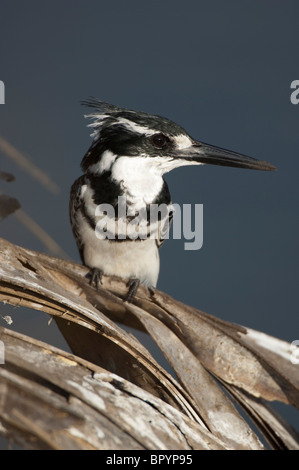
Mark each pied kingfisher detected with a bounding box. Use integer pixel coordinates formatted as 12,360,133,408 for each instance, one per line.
70,99,275,301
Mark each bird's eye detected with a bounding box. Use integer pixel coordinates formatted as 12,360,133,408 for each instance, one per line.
151,133,170,149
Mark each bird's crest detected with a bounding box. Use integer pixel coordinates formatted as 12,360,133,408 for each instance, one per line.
80,98,187,139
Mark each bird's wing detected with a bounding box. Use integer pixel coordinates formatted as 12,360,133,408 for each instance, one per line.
155,207,173,249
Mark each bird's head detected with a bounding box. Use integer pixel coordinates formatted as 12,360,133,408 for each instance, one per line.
80,99,276,176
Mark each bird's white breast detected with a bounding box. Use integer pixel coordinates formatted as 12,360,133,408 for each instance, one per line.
111,156,164,208
79,212,160,286
77,183,160,287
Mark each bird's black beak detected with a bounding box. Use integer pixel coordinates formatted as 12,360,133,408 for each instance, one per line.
173,141,276,171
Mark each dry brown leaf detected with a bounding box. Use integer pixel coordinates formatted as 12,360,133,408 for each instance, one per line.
0,236,298,449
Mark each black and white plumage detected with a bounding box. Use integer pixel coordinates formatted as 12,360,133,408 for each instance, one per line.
70,99,275,300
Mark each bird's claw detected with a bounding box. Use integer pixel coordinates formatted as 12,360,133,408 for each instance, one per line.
125,278,140,303
87,267,103,289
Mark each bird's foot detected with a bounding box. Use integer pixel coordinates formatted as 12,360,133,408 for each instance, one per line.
87,267,103,289
148,286,155,297
125,278,140,303
125,279,155,302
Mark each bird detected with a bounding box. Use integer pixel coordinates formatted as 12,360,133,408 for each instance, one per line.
70,99,275,301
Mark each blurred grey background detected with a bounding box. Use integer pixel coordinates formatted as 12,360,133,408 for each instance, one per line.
0,0,298,439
